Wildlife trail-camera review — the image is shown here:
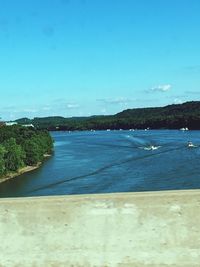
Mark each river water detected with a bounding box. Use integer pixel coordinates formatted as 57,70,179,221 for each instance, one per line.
0,130,200,198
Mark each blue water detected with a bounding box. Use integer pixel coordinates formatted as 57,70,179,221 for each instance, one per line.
0,130,200,198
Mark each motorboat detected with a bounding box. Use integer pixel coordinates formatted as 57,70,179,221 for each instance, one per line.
187,142,197,148
143,145,161,151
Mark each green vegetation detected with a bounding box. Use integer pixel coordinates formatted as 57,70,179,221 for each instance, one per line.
15,101,200,130
0,125,53,178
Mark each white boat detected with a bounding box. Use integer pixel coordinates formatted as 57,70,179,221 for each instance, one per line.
187,142,197,148
141,145,161,151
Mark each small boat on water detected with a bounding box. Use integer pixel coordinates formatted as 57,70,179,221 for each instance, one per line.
141,145,161,151
180,127,189,131
187,141,197,148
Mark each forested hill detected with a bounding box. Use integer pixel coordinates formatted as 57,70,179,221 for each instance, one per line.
115,101,200,129
15,101,200,130
116,101,200,118
0,125,53,178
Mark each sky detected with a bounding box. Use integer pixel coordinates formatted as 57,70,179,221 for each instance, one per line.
0,0,200,120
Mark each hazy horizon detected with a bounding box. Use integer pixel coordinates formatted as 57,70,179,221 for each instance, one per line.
2,100,197,122
1,0,200,120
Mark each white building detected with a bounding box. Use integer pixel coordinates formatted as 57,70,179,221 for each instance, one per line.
5,122,18,126
22,124,34,128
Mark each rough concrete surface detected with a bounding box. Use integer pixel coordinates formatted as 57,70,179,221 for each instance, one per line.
0,190,200,267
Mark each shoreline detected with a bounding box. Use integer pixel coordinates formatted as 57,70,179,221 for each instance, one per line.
0,154,51,184
0,164,41,184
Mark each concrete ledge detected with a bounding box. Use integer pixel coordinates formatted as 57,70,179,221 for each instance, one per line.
0,190,200,266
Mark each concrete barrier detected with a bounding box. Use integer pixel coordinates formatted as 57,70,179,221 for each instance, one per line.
0,190,200,266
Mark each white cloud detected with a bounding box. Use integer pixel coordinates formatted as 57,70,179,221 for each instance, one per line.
150,84,172,92
97,97,134,105
173,98,183,104
42,106,51,111
66,103,80,109
22,108,38,113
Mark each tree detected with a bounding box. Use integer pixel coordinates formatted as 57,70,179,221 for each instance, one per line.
0,145,6,176
3,138,25,172
23,139,42,166
0,125,53,176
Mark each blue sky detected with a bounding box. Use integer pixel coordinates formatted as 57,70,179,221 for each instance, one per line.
0,0,200,120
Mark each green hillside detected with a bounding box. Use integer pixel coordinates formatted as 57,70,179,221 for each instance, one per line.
15,101,200,130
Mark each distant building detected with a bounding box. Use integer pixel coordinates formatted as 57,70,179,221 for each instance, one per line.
22,124,34,128
5,122,18,126
4,122,34,128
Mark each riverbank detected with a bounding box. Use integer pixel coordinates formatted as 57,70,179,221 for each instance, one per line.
0,154,51,184
0,164,41,184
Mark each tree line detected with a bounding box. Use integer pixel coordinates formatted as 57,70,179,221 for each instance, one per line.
0,125,53,178
15,101,200,130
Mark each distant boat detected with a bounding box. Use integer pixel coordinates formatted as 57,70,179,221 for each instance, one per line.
140,145,161,151
180,127,189,131
106,129,111,132
187,141,197,148
145,145,160,151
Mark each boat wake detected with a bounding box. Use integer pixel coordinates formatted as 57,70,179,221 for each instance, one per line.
25,145,186,195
